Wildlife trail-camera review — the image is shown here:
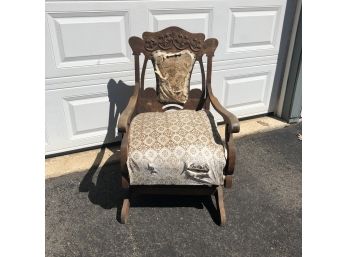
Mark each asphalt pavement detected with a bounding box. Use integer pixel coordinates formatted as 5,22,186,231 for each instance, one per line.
46,124,302,257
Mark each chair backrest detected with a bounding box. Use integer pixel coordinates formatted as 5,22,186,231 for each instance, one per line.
128,26,218,113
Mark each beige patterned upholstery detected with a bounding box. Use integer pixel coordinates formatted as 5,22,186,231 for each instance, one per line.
153,50,196,104
127,110,226,186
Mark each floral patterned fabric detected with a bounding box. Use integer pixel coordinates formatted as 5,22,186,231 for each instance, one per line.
127,110,226,186
153,50,196,104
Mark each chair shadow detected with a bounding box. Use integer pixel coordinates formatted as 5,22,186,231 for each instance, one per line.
79,79,132,209
79,79,220,225
132,194,221,224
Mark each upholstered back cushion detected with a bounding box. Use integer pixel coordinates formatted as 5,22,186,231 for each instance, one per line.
153,50,196,104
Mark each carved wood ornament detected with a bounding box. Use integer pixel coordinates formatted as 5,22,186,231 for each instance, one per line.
143,27,205,53
128,26,214,58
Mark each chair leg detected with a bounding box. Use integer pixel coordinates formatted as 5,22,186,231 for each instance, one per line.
224,175,233,188
120,176,130,224
120,198,130,224
214,186,226,226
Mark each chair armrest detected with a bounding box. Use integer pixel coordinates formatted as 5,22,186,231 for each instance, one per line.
118,83,139,133
209,93,240,134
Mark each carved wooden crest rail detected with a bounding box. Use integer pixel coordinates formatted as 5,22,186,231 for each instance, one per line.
142,27,205,52
129,26,217,58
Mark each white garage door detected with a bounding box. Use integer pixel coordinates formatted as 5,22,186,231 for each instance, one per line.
46,0,287,155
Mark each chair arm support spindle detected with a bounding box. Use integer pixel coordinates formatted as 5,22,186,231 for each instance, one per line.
118,82,140,133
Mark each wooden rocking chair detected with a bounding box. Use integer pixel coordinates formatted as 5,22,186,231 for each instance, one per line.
118,26,240,225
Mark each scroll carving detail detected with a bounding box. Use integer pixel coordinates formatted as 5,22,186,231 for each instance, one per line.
143,27,204,52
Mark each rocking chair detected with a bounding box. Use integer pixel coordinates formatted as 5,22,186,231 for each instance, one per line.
118,26,240,225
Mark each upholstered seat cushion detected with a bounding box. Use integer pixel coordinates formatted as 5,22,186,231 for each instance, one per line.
127,110,226,186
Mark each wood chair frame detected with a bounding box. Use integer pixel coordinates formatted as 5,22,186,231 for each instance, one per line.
118,26,240,225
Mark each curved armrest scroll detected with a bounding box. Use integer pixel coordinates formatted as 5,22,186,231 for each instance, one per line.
209,93,240,134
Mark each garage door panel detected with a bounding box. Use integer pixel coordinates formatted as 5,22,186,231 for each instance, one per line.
45,1,145,79
214,0,286,60
223,74,268,108
149,8,213,36
227,7,279,51
63,93,110,139
46,10,131,77
211,64,276,119
46,81,134,154
47,11,130,69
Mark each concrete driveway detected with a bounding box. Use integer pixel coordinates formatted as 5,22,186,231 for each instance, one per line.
46,124,302,257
